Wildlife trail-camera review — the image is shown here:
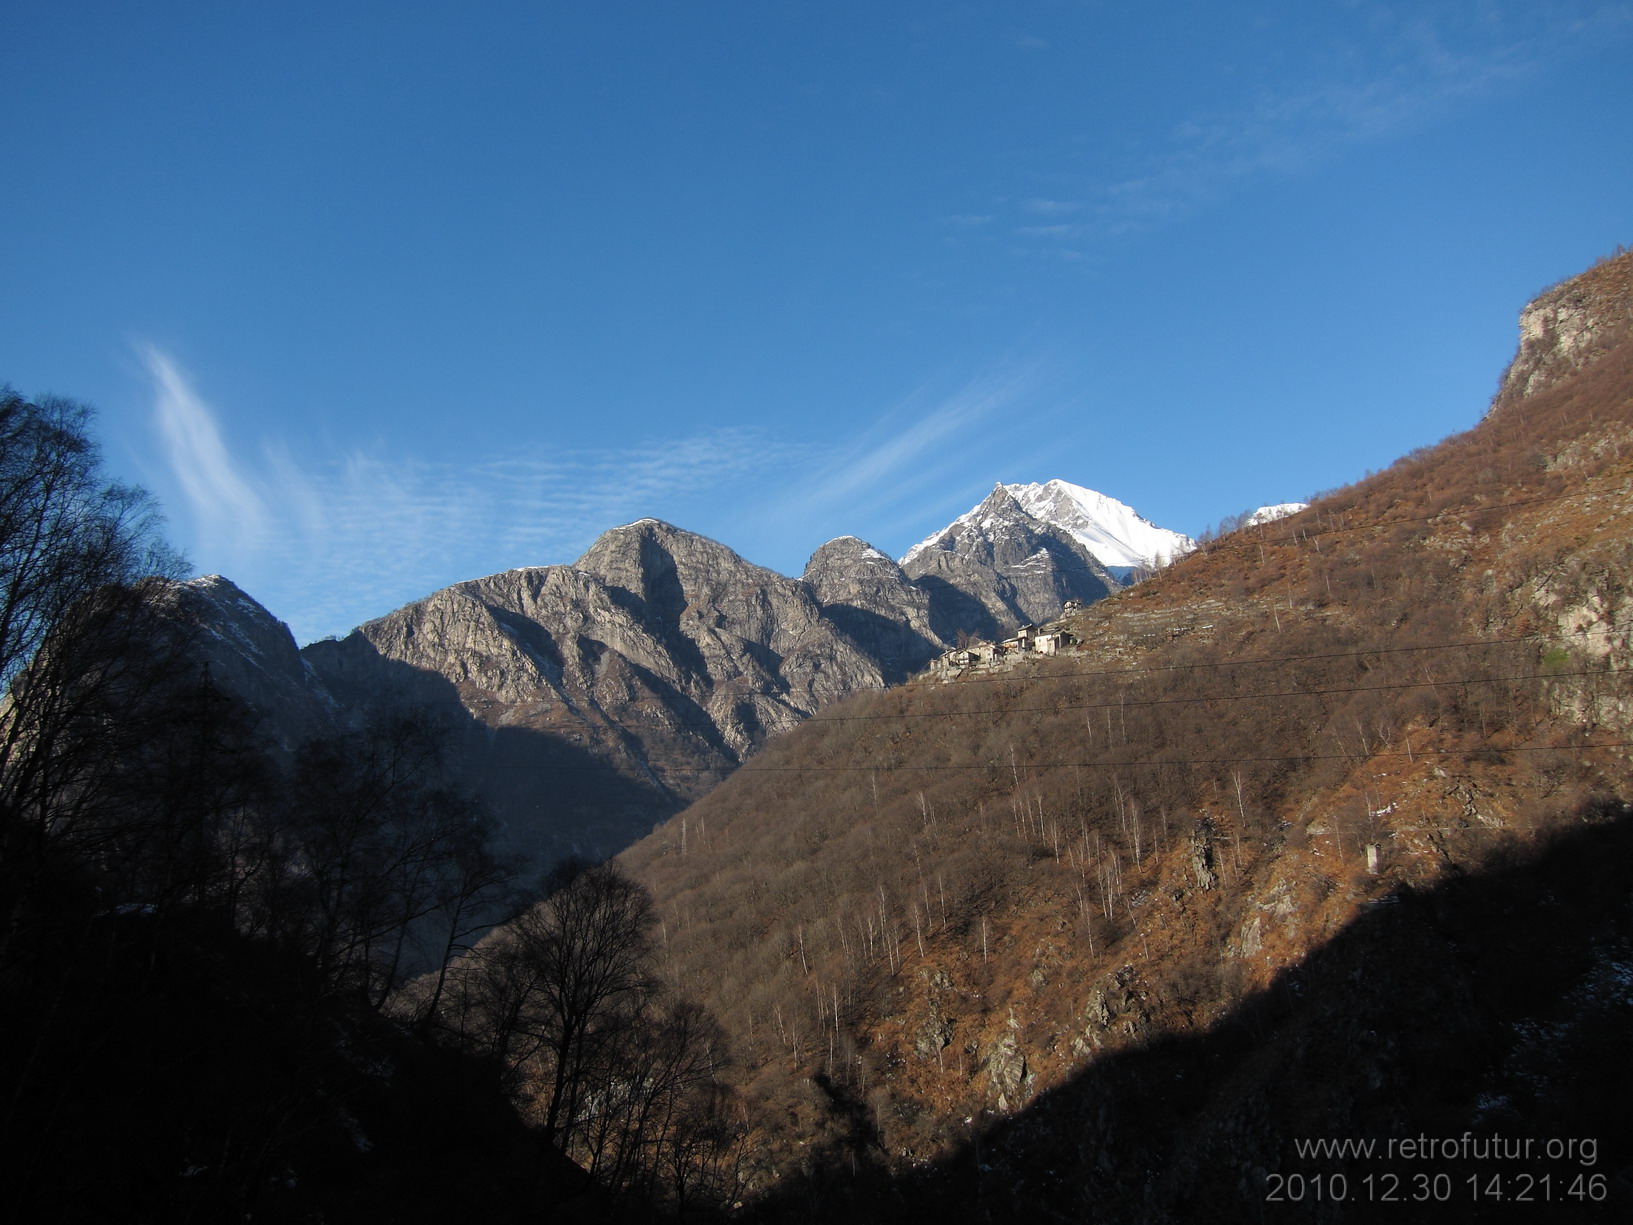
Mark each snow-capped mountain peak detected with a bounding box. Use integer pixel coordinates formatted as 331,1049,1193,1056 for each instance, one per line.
1000,479,1193,572
896,482,1118,636
899,483,1026,567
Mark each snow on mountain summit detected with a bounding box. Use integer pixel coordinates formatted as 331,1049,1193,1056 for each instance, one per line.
1005,479,1194,571
900,479,1193,580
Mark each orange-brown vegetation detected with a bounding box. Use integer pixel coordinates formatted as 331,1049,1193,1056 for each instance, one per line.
616,251,1633,1207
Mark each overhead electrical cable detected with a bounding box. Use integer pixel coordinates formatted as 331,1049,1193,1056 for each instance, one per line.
886,624,1626,690
729,740,1633,776
808,666,1625,723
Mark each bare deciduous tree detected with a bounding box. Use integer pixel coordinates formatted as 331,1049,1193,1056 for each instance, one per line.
0,388,187,941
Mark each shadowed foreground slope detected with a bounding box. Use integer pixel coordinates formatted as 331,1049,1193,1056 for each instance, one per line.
747,807,1633,1222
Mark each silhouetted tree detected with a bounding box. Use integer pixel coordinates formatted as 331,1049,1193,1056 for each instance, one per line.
511,860,659,1149
446,859,744,1210
231,710,511,1010
0,387,187,941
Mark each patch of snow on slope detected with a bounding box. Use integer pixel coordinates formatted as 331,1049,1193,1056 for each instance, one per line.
900,503,995,565
1244,502,1308,527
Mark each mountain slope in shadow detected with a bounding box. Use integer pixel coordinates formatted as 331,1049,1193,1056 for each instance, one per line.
751,804,1633,1223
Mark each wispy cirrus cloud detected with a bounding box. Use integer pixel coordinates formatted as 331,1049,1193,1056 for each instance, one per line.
1023,199,1082,215
760,358,1074,555
142,346,269,552
1004,2,1632,251
140,346,1093,637
140,346,808,642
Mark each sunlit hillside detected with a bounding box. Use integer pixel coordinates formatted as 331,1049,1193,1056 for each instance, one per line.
618,250,1633,1219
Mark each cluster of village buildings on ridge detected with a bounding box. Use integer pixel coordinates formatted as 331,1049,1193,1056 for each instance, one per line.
925,599,1084,681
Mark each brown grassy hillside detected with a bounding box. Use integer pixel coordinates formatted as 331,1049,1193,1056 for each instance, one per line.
616,250,1633,1213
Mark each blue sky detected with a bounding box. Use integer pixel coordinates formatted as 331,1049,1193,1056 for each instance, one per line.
3,1,1630,643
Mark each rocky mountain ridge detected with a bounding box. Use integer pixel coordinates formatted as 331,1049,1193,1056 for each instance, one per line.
800,536,941,686
1496,247,1633,405
176,574,340,749
299,519,895,864
185,484,1204,866
898,482,1121,642
1000,479,1193,573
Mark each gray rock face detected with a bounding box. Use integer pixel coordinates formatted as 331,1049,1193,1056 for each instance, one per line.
800,536,943,684
572,519,888,738
899,483,1118,642
172,576,340,750
1495,249,1633,407
985,1029,1033,1113
189,498,1128,870
299,519,889,865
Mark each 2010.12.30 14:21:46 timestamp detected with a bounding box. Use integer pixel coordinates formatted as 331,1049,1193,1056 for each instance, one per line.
1265,1171,1609,1203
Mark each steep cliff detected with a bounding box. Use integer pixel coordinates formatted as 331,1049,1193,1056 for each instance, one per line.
1495,247,1633,406
300,520,891,863
899,482,1119,641
174,575,341,750
800,536,942,685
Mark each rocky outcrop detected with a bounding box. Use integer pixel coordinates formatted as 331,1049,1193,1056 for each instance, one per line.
571,519,889,739
900,483,1118,642
172,576,341,750
984,1031,1031,1114
801,536,943,684
1495,248,1633,407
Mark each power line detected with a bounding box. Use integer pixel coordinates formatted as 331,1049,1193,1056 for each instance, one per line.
729,740,1633,776
479,731,1631,776
808,667,1627,723
1203,480,1624,551
471,649,1628,773
903,625,1626,689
